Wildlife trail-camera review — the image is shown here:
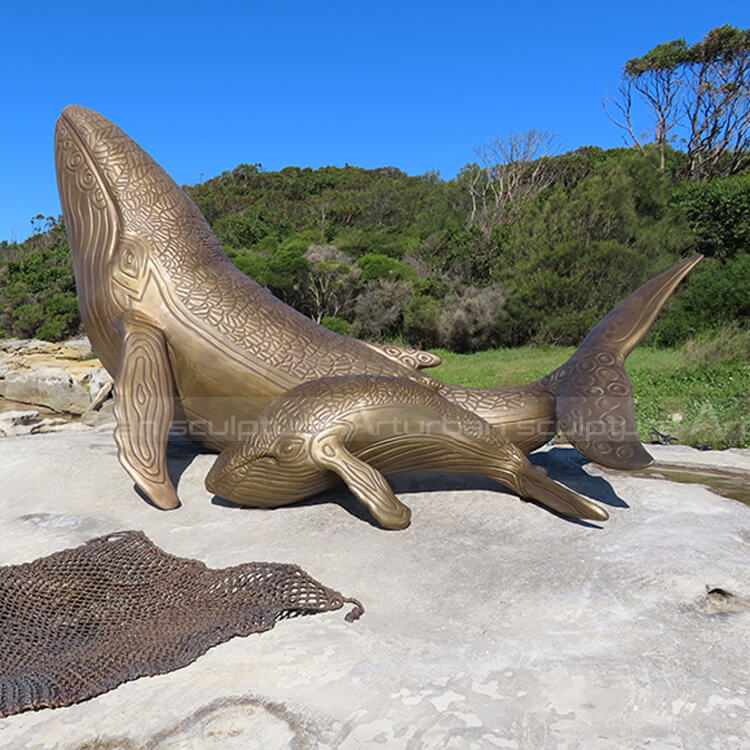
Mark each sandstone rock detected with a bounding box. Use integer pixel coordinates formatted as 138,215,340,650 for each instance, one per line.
0,409,41,438
0,337,112,415
0,336,92,360
1,367,91,413
0,435,747,749
81,399,116,428
30,417,88,435
0,409,93,437
0,409,40,426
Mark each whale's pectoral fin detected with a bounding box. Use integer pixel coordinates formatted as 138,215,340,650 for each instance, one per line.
113,312,179,510
310,432,411,529
517,464,609,522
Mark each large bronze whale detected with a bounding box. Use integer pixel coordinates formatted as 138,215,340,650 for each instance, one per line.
55,104,700,525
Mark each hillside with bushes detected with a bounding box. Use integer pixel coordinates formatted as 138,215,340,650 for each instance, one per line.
1,145,747,351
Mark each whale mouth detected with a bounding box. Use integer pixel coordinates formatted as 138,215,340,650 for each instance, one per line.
55,106,119,258
57,106,111,184
206,454,277,494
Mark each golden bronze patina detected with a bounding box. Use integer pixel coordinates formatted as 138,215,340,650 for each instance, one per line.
55,105,700,527
205,374,610,528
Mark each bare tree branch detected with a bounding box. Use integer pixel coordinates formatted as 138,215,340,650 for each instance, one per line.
467,130,557,235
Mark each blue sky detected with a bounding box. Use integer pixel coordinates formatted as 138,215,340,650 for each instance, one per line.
1,1,747,242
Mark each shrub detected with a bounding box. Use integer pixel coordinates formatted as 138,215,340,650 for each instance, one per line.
279,230,322,253
35,319,69,341
354,280,413,340
13,303,44,337
0,244,79,341
38,292,79,341
333,226,416,260
231,253,270,282
403,282,507,352
213,211,270,248
414,277,448,299
356,253,418,282
439,283,508,353
320,316,354,336
403,295,442,348
672,174,750,261
650,254,750,345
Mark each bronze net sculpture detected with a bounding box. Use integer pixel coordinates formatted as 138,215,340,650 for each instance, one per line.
0,531,361,718
55,105,700,528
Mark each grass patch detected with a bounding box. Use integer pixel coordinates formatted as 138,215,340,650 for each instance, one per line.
429,337,749,450
429,346,575,389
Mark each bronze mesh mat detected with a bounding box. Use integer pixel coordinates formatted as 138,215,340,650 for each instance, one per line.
0,531,362,718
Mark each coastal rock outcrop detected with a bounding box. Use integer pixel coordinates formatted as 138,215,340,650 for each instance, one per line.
0,337,113,426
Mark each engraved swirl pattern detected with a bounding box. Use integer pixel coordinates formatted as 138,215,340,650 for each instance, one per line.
369,343,442,370
543,347,641,463
265,376,497,437
54,116,121,375
234,375,517,478
61,107,402,381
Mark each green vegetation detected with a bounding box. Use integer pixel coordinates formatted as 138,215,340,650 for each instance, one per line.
202,104,744,351
3,128,748,349
431,326,750,450
0,215,77,340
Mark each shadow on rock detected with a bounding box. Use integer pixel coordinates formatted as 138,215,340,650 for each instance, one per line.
529,447,629,509
210,482,378,527
207,446,627,529
136,434,217,511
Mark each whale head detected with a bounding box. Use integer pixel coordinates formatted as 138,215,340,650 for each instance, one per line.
54,105,228,373
205,432,333,506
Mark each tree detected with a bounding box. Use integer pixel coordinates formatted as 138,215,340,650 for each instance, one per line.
300,260,360,323
606,25,750,178
605,39,688,170
684,26,750,179
672,173,750,261
464,130,557,235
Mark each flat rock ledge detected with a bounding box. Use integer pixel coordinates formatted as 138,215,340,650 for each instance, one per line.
0,433,748,750
0,337,112,419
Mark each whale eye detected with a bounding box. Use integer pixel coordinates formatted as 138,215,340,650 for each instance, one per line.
275,437,304,460
117,238,142,280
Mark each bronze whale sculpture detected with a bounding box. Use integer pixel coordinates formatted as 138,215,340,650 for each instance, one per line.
54,104,700,526
205,374,611,528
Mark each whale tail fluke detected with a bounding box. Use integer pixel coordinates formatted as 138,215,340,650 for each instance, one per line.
540,256,702,470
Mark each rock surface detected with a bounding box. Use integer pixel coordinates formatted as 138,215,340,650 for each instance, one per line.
0,433,748,749
0,337,112,416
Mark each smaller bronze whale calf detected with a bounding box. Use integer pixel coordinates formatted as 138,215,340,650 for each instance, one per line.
206,375,609,529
